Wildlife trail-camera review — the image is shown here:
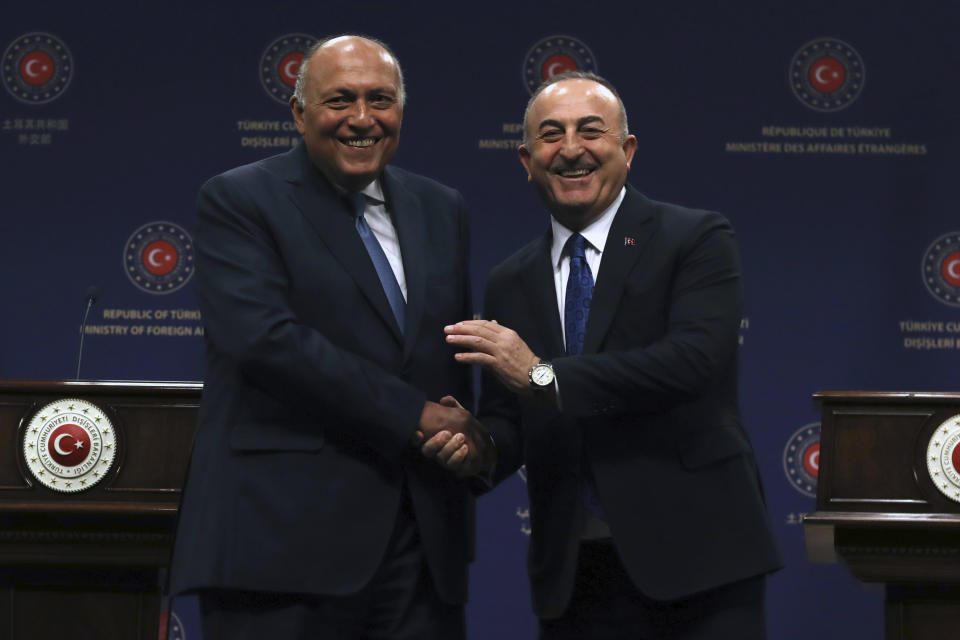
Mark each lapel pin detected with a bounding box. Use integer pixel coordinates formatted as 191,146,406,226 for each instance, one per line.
624,237,636,246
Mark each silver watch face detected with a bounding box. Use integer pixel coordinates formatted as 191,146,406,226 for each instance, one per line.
531,363,554,387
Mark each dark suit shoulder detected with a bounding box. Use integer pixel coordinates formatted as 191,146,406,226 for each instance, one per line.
488,233,545,286
381,165,468,237
203,148,296,191
384,165,462,201
629,188,733,237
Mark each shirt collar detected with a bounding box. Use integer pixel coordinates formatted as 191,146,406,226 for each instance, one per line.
550,186,626,267
333,178,385,205
360,179,385,204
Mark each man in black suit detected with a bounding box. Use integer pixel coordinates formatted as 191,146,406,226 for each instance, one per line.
439,72,782,638
170,35,492,640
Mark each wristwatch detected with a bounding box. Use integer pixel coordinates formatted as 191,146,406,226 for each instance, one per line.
528,361,555,390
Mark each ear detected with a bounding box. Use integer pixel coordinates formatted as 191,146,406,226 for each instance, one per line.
290,96,306,134
622,134,637,170
518,145,533,182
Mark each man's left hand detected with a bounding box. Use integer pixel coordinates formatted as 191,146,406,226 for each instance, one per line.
445,320,539,395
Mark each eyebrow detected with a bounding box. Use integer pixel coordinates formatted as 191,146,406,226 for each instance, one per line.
537,115,605,131
326,86,398,97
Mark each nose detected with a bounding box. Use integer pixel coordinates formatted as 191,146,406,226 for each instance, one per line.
559,130,583,159
349,100,375,129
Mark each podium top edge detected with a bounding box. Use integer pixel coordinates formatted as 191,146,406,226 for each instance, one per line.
803,511,960,527
0,379,203,394
814,390,960,402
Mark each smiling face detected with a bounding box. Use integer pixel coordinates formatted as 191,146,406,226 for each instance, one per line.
290,37,403,191
518,78,636,230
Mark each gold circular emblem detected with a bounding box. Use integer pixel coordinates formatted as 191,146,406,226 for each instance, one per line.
21,398,117,493
926,414,960,503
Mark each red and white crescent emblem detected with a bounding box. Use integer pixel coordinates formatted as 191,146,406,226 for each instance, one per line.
803,443,820,477
789,38,864,112
259,33,317,104
3,32,75,105
20,51,55,85
808,56,845,93
124,221,195,294
941,251,960,287
523,36,598,94
142,240,178,276
22,398,117,493
922,232,960,307
47,423,92,466
541,54,577,79
927,415,960,503
279,52,304,87
782,422,821,497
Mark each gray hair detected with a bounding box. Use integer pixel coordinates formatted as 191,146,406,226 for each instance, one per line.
522,71,628,147
292,34,406,108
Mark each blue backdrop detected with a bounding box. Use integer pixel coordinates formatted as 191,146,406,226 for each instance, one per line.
3,2,958,638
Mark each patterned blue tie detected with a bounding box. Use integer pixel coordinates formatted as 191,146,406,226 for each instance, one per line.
564,233,605,521
564,233,593,356
350,192,405,334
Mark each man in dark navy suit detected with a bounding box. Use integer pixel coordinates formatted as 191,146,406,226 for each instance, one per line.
170,35,493,640
438,72,782,639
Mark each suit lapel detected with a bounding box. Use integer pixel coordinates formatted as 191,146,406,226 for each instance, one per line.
381,167,426,360
284,145,403,343
582,186,658,354
520,232,565,359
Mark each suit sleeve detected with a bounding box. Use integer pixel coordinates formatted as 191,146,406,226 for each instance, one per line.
473,273,529,487
553,212,742,419
194,171,427,462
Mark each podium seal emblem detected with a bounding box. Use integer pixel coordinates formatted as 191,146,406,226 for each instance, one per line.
926,414,960,503
22,398,117,492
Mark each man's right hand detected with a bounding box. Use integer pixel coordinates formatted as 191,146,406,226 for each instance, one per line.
416,396,496,477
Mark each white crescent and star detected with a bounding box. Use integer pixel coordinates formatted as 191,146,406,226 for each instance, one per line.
546,61,566,77
813,64,834,84
807,450,820,471
24,58,44,77
53,432,79,455
147,247,167,267
947,258,960,280
283,59,300,80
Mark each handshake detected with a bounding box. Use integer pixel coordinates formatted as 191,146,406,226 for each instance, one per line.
415,397,497,478
412,319,541,477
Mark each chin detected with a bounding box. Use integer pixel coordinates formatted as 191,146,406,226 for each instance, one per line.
339,163,382,180
553,196,595,212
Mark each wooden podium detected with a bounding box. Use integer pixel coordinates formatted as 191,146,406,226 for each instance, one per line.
804,391,960,639
0,380,201,640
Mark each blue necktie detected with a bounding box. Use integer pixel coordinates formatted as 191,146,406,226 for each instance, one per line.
350,192,405,334
564,233,605,521
564,233,593,356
